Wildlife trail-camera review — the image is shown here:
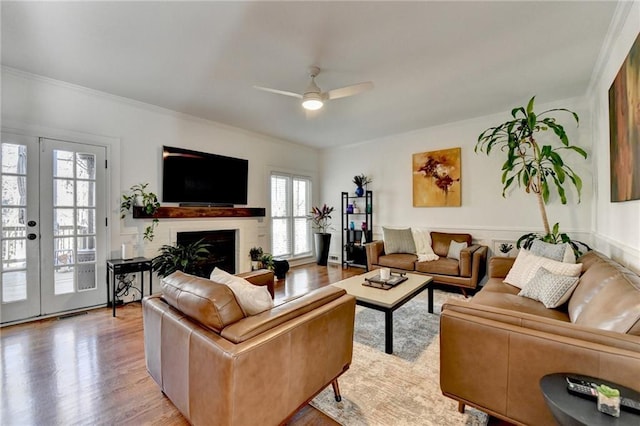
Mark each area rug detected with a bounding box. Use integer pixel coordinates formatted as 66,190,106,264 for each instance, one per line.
311,288,489,425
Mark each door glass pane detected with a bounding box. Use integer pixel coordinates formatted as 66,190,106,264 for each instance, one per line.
77,236,95,252
2,176,27,206
2,271,26,302
54,208,74,236
76,181,95,207
76,153,96,179
271,175,289,217
53,150,74,178
2,239,26,270
2,208,26,238
54,179,74,207
54,266,75,295
54,237,74,266
77,262,96,291
1,143,26,174
77,209,95,235
292,179,308,217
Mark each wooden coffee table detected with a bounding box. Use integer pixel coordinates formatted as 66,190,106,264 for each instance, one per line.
332,270,434,354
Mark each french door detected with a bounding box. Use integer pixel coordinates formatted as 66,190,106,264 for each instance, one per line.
1,133,108,323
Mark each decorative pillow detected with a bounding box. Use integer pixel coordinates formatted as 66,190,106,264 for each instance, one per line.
383,227,417,254
210,267,274,316
504,249,582,289
447,240,468,260
518,267,580,308
530,240,576,263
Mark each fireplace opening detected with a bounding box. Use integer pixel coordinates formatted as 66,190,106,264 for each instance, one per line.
176,229,236,277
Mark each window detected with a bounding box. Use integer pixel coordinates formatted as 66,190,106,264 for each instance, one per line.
271,173,311,258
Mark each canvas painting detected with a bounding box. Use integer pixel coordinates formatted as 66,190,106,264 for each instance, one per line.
609,32,640,202
413,147,461,207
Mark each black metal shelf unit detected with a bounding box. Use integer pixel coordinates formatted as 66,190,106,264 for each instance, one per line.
341,190,373,269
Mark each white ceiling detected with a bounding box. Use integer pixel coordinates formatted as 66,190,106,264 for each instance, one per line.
1,1,619,149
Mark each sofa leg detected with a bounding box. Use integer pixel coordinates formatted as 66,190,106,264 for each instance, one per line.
458,402,465,413
331,379,342,402
460,288,468,298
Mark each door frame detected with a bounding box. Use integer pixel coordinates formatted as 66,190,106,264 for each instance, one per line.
2,124,119,324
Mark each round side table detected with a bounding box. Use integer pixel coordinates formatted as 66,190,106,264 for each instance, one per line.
540,373,640,426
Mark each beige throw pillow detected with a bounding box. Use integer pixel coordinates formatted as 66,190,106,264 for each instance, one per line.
504,249,582,289
210,267,274,316
447,240,468,260
383,227,417,254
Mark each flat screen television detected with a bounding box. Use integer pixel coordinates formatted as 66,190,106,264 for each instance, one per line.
162,146,248,205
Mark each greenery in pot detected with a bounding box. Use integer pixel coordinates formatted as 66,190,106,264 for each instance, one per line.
151,238,211,278
308,204,334,234
260,253,275,271
120,183,160,241
475,96,589,254
249,247,263,261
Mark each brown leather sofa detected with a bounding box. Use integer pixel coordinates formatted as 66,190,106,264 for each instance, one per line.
440,251,640,425
143,269,356,426
366,232,488,295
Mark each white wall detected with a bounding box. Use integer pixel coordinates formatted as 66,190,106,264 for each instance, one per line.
587,0,640,272
320,97,594,262
1,68,320,269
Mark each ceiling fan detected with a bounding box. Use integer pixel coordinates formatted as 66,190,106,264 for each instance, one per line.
253,66,374,111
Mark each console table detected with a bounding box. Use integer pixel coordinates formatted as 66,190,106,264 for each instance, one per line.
106,257,153,317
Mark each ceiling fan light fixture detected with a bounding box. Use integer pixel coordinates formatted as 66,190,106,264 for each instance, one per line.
302,93,323,110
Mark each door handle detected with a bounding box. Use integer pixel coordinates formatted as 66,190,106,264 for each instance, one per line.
28,220,37,227
27,233,38,240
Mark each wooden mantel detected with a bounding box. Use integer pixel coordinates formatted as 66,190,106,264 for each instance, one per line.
132,206,266,219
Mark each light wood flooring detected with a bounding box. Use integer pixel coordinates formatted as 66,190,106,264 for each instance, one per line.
0,263,361,426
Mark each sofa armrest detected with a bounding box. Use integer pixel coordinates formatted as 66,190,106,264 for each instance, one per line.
489,256,516,279
458,244,488,284
459,244,480,277
440,299,640,425
365,240,385,270
237,269,275,298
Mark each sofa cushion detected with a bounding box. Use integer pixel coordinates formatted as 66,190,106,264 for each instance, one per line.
415,257,459,276
378,253,417,270
518,267,580,308
431,232,472,257
383,227,416,254
447,240,468,260
504,249,582,289
569,252,640,335
210,267,274,316
161,271,245,332
472,279,571,322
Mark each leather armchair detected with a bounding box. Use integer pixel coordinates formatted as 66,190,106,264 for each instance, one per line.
143,270,356,426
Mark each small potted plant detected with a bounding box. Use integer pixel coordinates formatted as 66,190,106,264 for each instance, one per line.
249,247,264,270
308,204,334,265
120,183,160,241
352,174,372,197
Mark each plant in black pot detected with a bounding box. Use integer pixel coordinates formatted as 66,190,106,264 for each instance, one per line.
152,238,212,278
308,204,334,266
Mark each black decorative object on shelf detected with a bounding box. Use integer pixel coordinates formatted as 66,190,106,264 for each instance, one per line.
341,190,373,269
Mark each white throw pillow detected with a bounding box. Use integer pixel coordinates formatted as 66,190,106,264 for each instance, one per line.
210,267,274,316
504,249,582,289
518,267,580,308
447,240,468,261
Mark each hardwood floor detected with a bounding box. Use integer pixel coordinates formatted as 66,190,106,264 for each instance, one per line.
0,263,361,426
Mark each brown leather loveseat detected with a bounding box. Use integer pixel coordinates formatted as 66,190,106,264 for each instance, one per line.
366,231,488,295
440,251,640,425
143,269,356,425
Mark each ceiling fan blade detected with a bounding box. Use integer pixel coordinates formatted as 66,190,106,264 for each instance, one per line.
326,81,374,100
253,85,303,99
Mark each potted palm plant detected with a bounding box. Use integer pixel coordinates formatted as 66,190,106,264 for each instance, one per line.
353,174,372,197
120,183,160,242
475,96,589,255
151,239,212,278
308,204,334,265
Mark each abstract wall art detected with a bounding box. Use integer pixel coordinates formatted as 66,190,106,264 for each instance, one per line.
609,32,640,202
412,147,461,207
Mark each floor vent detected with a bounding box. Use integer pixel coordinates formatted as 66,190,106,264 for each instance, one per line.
57,311,88,320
